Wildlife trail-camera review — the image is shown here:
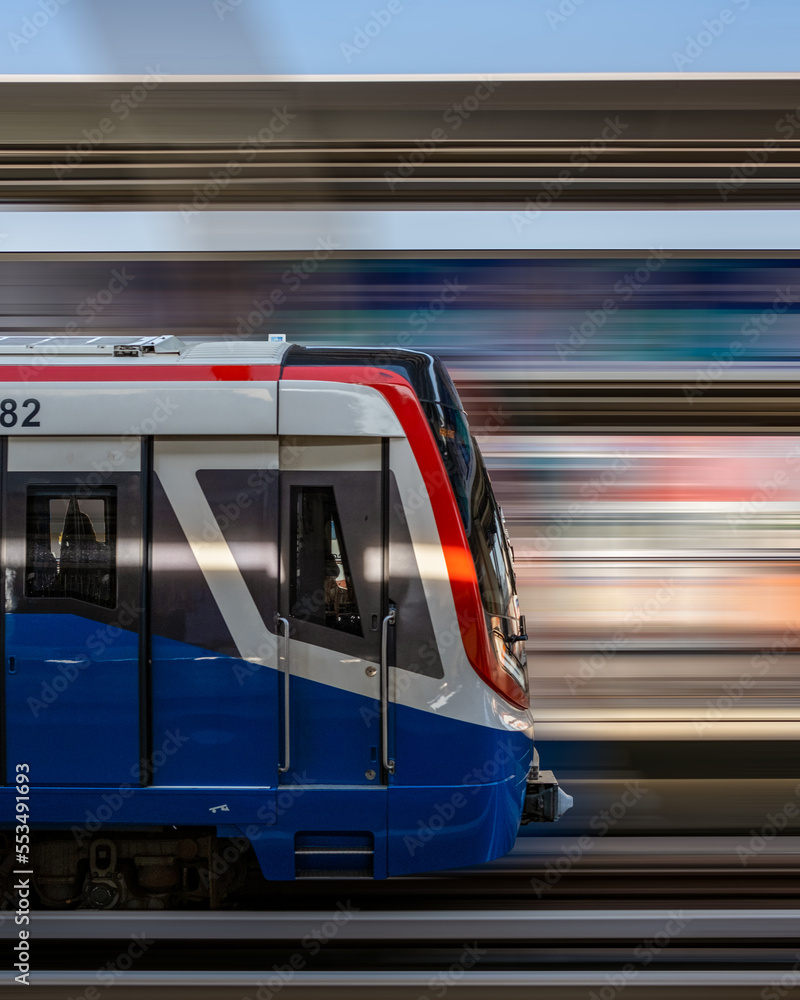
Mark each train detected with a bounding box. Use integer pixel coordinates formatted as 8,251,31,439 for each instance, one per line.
0,334,569,909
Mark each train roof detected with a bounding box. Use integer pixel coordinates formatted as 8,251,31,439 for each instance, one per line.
0,335,285,362
0,336,465,412
284,345,463,411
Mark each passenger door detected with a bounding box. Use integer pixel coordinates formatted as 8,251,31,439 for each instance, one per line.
278,438,385,786
148,438,280,787
3,436,143,786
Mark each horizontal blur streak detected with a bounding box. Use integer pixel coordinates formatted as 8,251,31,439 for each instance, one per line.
481,434,800,720
3,257,800,374
485,434,800,645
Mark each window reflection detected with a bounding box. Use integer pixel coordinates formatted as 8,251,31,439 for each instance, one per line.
26,490,116,608
290,486,361,635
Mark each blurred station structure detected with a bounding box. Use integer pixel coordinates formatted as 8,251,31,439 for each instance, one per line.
1,73,800,204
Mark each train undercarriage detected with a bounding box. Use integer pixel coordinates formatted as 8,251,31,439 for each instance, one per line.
1,829,266,910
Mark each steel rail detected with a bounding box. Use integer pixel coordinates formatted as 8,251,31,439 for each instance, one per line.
6,908,800,941
1,969,795,988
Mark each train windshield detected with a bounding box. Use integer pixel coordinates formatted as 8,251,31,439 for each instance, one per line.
468,451,517,619
426,402,517,620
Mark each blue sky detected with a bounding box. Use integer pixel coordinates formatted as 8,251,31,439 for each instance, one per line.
1,0,799,75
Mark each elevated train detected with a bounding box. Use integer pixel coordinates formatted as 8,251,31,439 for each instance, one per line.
0,335,568,908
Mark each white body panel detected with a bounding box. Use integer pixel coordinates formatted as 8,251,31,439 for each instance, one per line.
0,383,278,436
279,381,404,437
8,435,141,473
1,378,399,441
154,437,280,668
285,634,379,703
279,437,382,473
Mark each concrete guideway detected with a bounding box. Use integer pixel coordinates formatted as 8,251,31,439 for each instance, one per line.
2,74,800,207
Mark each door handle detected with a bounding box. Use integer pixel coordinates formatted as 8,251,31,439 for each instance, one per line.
7,657,15,674
380,605,396,776
275,616,290,775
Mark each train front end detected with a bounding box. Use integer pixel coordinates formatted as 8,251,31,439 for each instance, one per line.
380,351,571,875
286,348,573,877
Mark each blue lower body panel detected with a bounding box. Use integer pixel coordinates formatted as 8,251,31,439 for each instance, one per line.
2,616,532,879
388,775,526,876
0,776,523,879
4,613,139,786
9,787,277,832
150,633,278,787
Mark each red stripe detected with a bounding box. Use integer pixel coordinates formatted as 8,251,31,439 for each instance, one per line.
0,365,281,382
285,366,529,709
1,358,527,709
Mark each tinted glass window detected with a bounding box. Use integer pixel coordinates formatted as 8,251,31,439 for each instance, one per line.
26,490,116,608
428,402,517,619
468,451,517,618
290,486,361,636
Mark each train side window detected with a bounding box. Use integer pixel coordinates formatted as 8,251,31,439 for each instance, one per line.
25,489,117,609
290,486,362,636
